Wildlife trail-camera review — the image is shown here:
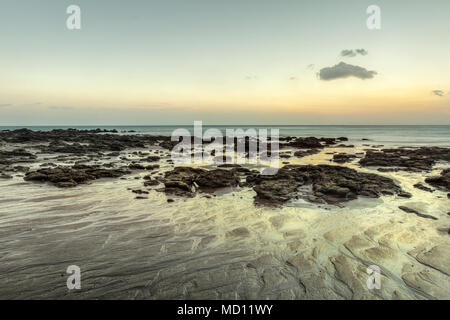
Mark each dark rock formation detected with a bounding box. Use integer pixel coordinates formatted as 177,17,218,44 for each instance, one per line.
332,153,357,164
0,128,169,154
284,137,325,149
293,149,321,158
247,164,404,205
24,166,130,188
413,183,434,192
161,166,240,196
425,169,450,192
398,206,438,220
359,147,450,171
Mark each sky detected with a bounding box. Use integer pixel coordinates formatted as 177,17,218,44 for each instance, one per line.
0,0,449,125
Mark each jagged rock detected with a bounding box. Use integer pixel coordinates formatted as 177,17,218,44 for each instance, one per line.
294,149,320,158
398,206,438,220
359,147,450,171
414,183,434,192
248,164,403,205
162,166,240,196
332,153,357,163
24,166,130,187
425,169,450,192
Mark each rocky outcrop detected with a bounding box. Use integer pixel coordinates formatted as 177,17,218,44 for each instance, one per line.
24,165,130,187
0,128,169,154
359,147,450,171
161,166,241,196
398,206,438,220
247,164,404,205
332,153,357,164
425,169,450,192
293,149,321,158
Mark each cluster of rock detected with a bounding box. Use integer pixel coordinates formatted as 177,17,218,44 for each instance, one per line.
280,136,348,148
246,164,407,205
0,149,36,165
24,165,131,188
159,164,408,206
332,153,357,164
359,147,450,171
2,129,449,207
425,169,450,198
161,166,251,197
0,128,170,154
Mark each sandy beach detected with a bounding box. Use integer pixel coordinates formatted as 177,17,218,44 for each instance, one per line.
0,128,448,299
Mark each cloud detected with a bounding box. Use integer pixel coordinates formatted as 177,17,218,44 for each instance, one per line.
0,104,11,107
431,90,445,97
341,49,356,57
340,49,368,57
306,64,315,70
318,62,377,81
355,49,368,56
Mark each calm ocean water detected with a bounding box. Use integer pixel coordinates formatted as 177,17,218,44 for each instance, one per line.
1,125,449,147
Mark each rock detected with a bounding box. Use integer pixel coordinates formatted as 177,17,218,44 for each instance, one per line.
398,191,412,198
195,169,239,189
293,149,320,158
132,189,149,194
145,156,160,162
425,169,450,192
335,144,354,148
248,164,404,205
398,206,438,220
436,227,450,235
162,167,239,196
284,137,325,149
332,153,357,163
128,163,145,170
143,179,159,187
0,149,37,165
24,166,130,188
413,183,434,192
359,147,450,171
0,128,169,155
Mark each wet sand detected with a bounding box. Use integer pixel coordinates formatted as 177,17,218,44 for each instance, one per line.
0,136,449,299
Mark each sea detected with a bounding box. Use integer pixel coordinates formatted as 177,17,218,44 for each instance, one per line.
1,125,449,147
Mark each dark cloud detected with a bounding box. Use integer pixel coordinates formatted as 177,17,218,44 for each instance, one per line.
0,104,11,107
340,49,368,57
431,90,445,97
355,49,368,56
318,62,377,81
341,49,356,57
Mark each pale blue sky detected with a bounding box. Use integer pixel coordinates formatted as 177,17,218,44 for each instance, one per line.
0,0,449,124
